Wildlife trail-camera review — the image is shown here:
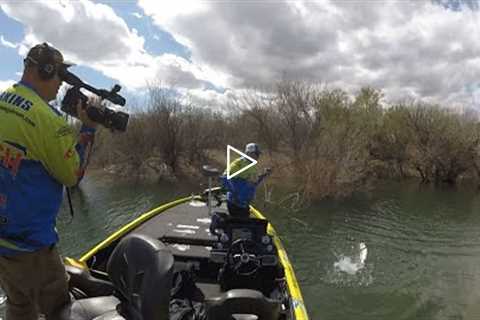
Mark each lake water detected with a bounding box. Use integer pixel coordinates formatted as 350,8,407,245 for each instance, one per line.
1,174,480,320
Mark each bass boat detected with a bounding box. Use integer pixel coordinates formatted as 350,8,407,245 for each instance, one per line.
58,166,309,320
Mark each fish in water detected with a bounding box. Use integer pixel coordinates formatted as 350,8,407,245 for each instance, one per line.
334,242,368,275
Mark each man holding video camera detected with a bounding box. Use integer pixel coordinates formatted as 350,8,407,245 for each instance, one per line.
0,43,97,319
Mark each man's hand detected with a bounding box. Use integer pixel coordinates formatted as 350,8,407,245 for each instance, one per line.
76,100,98,129
263,167,272,176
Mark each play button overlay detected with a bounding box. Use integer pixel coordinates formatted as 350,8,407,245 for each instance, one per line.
226,145,257,179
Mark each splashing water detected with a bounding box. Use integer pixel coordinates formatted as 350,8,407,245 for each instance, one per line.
334,242,368,275
322,241,373,287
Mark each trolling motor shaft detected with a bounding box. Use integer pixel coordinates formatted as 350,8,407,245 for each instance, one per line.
201,165,220,216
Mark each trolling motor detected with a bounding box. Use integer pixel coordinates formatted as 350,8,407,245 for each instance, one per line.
201,165,221,216
59,69,129,132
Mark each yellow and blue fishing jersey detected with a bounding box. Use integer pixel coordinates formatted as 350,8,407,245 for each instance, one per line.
0,82,95,255
222,157,258,208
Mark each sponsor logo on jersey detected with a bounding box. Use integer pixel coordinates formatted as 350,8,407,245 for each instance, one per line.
0,92,33,111
0,142,25,177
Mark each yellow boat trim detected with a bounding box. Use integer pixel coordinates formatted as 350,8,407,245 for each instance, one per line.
64,256,88,269
250,206,310,320
79,196,195,263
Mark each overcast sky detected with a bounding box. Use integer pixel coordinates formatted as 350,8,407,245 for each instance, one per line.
1,0,480,110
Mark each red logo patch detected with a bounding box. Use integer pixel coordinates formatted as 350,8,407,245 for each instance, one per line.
0,143,24,177
64,149,74,159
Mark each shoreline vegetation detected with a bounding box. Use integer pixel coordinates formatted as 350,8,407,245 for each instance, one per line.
88,81,480,207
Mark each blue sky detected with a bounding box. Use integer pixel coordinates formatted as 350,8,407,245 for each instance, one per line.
1,0,480,111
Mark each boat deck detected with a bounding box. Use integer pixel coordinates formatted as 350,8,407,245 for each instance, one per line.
131,200,224,260
130,200,228,297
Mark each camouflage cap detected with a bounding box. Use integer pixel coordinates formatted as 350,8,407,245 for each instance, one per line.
25,42,74,70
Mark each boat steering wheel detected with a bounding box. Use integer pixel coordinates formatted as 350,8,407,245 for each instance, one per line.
226,238,262,276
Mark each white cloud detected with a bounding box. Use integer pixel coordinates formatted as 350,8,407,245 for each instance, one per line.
3,0,480,110
138,0,480,108
0,35,17,49
181,88,236,111
0,80,15,91
0,0,216,91
1,0,144,62
97,53,209,90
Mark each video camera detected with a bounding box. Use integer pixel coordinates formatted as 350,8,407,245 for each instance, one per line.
59,69,129,132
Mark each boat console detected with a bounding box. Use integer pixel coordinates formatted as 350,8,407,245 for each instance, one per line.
210,214,276,263
209,213,283,295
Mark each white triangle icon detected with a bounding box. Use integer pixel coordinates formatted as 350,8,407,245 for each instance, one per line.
226,145,257,179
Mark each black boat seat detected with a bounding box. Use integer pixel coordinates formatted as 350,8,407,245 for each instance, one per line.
66,265,115,298
57,234,174,320
108,233,174,320
205,289,281,320
55,296,122,320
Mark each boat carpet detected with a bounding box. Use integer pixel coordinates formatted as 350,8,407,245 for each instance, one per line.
131,202,227,259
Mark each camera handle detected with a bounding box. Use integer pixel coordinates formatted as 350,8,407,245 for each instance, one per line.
62,70,126,106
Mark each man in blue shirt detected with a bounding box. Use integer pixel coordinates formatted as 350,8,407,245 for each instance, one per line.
0,43,97,319
222,143,271,218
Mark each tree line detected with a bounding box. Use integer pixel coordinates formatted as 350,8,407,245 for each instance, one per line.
89,81,480,200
